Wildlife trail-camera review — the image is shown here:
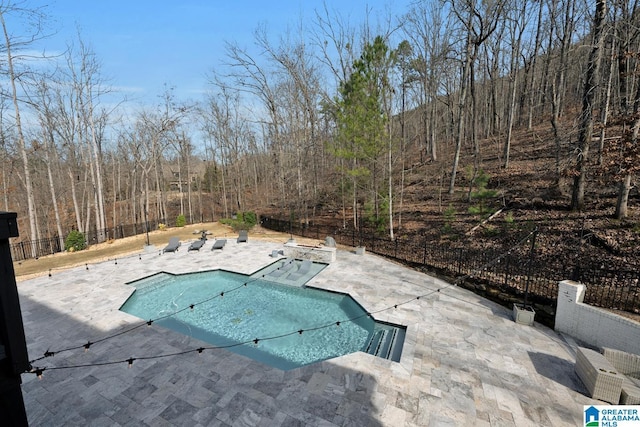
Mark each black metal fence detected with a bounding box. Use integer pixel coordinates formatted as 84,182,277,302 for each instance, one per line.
10,236,64,262
260,216,640,318
10,218,172,262
11,214,639,319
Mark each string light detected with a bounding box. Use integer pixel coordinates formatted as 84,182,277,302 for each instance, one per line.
28,229,538,377
28,286,452,377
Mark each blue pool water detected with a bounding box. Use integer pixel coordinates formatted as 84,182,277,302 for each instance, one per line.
120,269,383,370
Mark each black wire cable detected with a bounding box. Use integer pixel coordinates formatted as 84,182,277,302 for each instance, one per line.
28,229,536,376
28,242,323,364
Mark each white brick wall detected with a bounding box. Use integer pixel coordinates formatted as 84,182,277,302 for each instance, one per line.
555,280,640,354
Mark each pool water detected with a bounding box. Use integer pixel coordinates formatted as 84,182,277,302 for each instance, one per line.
120,269,391,370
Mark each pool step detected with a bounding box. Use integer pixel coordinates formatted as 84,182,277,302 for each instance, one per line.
363,324,406,362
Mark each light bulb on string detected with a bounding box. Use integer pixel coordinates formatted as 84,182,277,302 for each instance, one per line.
127,358,135,368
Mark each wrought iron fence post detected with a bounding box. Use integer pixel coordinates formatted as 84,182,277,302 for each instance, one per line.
423,237,428,266
503,255,510,287
523,229,538,308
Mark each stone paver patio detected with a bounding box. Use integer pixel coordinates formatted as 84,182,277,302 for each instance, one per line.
18,237,602,426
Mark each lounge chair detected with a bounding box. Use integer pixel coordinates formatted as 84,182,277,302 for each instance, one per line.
287,260,313,280
163,237,181,253
237,230,248,243
268,260,295,278
188,239,206,251
211,239,227,250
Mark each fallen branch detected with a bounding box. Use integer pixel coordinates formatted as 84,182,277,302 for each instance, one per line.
467,208,505,235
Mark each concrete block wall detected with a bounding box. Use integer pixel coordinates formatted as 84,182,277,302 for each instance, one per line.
555,280,640,355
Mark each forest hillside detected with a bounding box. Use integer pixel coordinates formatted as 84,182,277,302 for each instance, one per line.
1,0,638,290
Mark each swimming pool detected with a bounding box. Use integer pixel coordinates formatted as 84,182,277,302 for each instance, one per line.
120,269,405,370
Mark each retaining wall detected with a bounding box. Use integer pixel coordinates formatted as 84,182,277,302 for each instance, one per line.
555,280,640,355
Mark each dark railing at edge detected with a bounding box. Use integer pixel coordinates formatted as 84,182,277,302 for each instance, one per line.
10,218,172,262
11,215,639,322
260,216,640,321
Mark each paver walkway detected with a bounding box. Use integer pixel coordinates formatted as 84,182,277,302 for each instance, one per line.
18,238,601,426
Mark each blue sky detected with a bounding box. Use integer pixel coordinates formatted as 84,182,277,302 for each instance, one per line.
40,0,410,105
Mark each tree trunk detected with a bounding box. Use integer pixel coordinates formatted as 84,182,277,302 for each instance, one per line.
571,0,607,211
598,41,615,166
43,131,64,250
449,25,473,194
527,0,545,129
614,174,631,219
0,11,38,247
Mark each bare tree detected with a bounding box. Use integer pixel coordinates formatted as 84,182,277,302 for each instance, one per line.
503,1,532,169
0,1,49,245
403,2,454,163
33,78,65,249
254,22,326,224
571,0,607,211
448,0,506,194
224,39,283,211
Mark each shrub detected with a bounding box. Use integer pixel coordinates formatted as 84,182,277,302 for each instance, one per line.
242,211,257,227
220,211,258,231
362,200,389,233
482,225,500,237
443,205,456,234
65,230,87,252
505,212,514,224
158,223,167,231
176,214,186,227
469,170,498,217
